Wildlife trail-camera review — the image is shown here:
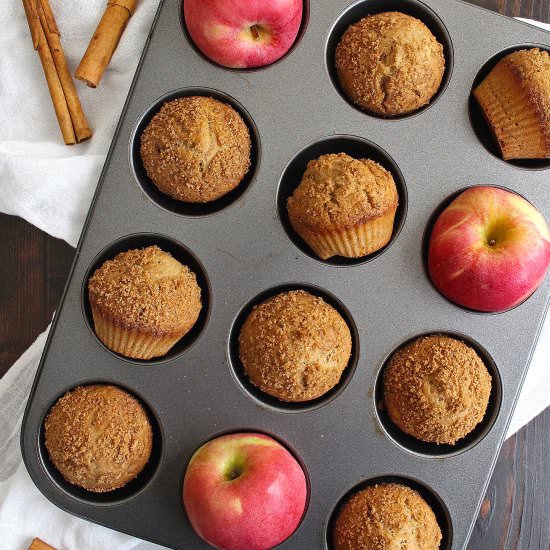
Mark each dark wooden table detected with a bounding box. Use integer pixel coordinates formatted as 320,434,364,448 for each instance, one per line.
1,1,549,548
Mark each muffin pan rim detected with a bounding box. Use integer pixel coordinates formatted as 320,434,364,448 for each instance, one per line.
324,0,455,121
276,133,409,267
80,232,213,365
36,379,166,507
373,330,503,458
468,42,550,171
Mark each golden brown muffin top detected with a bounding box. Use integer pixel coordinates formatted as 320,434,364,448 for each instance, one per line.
140,96,251,203
383,335,492,445
498,48,550,144
239,290,352,402
88,246,202,336
333,483,442,550
335,12,445,116
44,385,153,493
287,153,398,232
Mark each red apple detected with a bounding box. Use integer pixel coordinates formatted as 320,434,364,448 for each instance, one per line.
183,432,307,550
184,0,303,69
428,186,550,312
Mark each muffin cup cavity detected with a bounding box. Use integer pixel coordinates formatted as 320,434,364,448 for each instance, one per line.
374,331,502,458
82,233,211,364
38,381,164,506
422,185,542,314
326,475,453,549
469,44,550,171
179,1,310,72
228,283,359,413
130,87,260,216
325,0,454,119
277,135,407,266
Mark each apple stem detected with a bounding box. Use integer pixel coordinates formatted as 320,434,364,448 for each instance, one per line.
489,239,496,246
250,25,260,40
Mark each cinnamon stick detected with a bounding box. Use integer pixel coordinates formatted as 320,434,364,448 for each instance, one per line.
22,0,75,144
28,538,58,550
36,0,92,142
22,0,92,144
75,0,138,88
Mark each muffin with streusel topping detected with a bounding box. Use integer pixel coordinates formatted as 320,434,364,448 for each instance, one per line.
287,153,398,260
383,334,492,445
88,245,202,360
473,48,550,160
335,12,445,116
44,385,152,492
238,290,352,402
140,96,251,202
333,483,442,550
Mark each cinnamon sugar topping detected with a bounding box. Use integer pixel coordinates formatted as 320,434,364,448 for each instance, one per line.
88,245,202,335
44,385,153,493
384,335,492,445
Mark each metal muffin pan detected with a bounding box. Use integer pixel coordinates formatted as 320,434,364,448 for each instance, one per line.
21,0,550,548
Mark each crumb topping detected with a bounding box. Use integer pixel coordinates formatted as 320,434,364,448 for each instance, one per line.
333,483,442,550
383,335,492,445
44,385,153,493
140,96,251,202
88,245,202,335
239,290,352,402
335,12,445,116
287,153,398,232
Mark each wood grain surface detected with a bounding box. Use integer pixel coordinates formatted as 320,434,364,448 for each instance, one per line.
467,0,549,21
1,1,549,548
0,214,73,375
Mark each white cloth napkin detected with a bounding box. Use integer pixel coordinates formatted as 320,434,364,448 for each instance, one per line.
0,1,548,548
0,0,160,247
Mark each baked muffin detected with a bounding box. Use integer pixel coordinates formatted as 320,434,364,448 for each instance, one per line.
44,385,153,492
473,48,550,160
140,96,251,202
88,245,202,360
383,335,492,445
333,483,442,550
287,153,398,260
238,290,352,402
335,12,445,116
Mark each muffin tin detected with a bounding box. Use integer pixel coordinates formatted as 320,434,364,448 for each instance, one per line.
21,0,550,548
